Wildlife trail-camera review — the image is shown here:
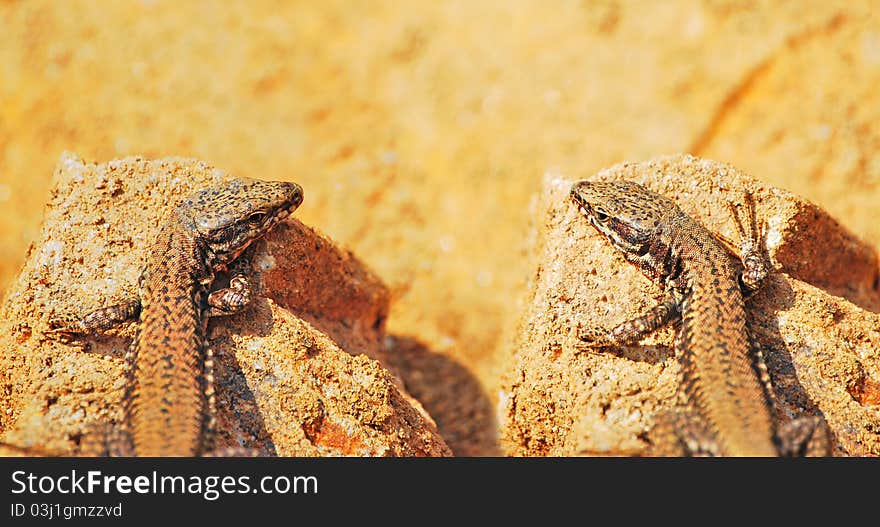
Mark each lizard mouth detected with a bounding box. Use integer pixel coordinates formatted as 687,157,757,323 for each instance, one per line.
569,185,595,220
209,192,302,265
253,186,303,230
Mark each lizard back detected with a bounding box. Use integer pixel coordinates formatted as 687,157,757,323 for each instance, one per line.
668,217,776,455
128,224,208,456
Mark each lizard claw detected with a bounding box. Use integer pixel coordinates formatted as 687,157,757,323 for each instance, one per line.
740,253,769,293
45,317,89,346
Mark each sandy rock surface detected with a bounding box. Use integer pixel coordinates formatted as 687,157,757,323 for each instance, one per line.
499,154,880,456
0,153,450,457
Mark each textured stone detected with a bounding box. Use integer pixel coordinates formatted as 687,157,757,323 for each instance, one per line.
499,154,880,456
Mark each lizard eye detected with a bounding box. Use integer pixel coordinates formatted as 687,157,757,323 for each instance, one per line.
248,211,267,224
593,208,609,222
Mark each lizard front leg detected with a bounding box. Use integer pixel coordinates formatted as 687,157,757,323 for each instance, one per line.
727,191,782,421
204,249,257,318
728,191,831,456
576,293,679,350
47,298,141,340
575,294,719,456
726,190,769,296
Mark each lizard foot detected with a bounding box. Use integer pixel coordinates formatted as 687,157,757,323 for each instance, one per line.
776,415,831,457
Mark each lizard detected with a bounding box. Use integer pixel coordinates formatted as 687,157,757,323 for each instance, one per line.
38,176,304,456
570,179,829,456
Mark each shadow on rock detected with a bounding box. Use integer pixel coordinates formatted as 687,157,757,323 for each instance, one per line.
260,219,389,358
773,206,880,314
209,298,278,455
383,335,499,456
749,274,834,450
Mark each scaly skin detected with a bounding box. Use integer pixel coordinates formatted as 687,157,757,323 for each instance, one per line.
570,180,826,456
50,177,303,456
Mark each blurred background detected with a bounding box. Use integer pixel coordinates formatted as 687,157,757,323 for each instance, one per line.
1,1,877,455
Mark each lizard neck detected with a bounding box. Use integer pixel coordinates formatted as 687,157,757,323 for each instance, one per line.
624,212,687,289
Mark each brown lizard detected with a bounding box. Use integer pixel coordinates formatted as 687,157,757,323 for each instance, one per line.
39,177,303,456
570,179,828,456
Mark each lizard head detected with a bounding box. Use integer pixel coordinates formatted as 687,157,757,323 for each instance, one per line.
570,180,678,257
182,177,303,266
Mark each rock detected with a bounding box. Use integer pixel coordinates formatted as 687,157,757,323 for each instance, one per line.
0,152,450,457
499,154,880,456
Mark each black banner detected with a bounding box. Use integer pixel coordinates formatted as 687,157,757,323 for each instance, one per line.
0,457,864,523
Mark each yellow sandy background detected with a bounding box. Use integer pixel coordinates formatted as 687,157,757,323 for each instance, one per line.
1,1,878,454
